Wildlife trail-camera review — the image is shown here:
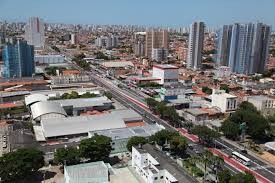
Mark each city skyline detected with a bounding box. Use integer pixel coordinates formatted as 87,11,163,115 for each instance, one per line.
1,0,275,28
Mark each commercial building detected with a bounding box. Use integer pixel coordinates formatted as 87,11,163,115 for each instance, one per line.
132,144,196,183
183,108,209,123
159,83,194,101
2,40,34,78
89,124,164,153
187,22,205,70
245,95,275,116
151,48,168,62
25,17,45,48
39,109,143,139
134,32,146,57
26,94,113,118
145,30,169,59
211,89,237,113
216,23,271,75
100,61,134,76
63,161,112,183
34,54,64,64
152,64,179,85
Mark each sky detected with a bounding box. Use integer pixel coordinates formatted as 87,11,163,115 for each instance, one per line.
0,0,275,28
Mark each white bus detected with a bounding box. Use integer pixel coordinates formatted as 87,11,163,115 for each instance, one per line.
232,151,251,166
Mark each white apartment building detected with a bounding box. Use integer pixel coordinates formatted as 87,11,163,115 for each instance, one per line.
187,22,205,70
152,64,179,85
211,89,237,113
25,17,45,48
132,146,178,183
245,95,275,116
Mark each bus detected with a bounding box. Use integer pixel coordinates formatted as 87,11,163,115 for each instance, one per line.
232,151,251,166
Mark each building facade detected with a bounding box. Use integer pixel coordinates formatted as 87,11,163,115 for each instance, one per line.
187,22,205,70
134,32,146,57
211,89,237,113
25,17,45,48
145,30,168,59
151,48,168,62
132,145,178,183
246,95,275,116
216,23,271,75
152,64,179,85
95,35,118,49
3,40,34,78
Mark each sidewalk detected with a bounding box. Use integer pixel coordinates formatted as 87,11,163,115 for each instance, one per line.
221,137,275,168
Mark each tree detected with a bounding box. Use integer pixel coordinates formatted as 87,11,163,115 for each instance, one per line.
149,130,179,147
79,135,112,161
0,148,44,182
221,120,240,140
126,136,148,151
145,98,159,111
54,147,80,166
220,84,230,93
218,169,232,183
191,125,220,145
104,91,113,100
202,86,213,95
227,101,271,141
229,172,256,183
170,135,187,156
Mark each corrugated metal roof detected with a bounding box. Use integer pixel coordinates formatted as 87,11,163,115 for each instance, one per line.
25,93,49,106
31,101,67,120
41,109,142,138
64,161,109,183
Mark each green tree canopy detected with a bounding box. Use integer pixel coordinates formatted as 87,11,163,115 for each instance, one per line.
104,91,113,100
79,135,112,161
149,129,179,146
218,169,232,183
221,120,240,140
126,136,148,151
191,125,220,144
170,135,187,156
220,84,230,93
0,148,44,182
229,172,256,183
54,147,80,166
202,86,213,94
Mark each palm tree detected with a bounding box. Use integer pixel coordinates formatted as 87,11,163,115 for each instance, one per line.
199,150,213,182
211,155,224,183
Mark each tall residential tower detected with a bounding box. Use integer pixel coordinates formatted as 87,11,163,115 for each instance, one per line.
187,22,205,70
25,17,45,48
216,23,271,75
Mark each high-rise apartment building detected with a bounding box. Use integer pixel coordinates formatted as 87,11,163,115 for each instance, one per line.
134,32,146,57
216,23,271,75
187,22,205,70
2,40,34,78
216,25,232,66
95,35,118,49
25,17,45,48
145,30,168,59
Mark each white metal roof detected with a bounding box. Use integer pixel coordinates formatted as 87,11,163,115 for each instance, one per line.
265,141,275,151
25,93,49,106
31,101,67,120
101,61,134,68
52,96,112,109
41,109,142,138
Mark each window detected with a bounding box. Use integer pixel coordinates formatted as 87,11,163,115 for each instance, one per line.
154,177,158,180
160,176,164,179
